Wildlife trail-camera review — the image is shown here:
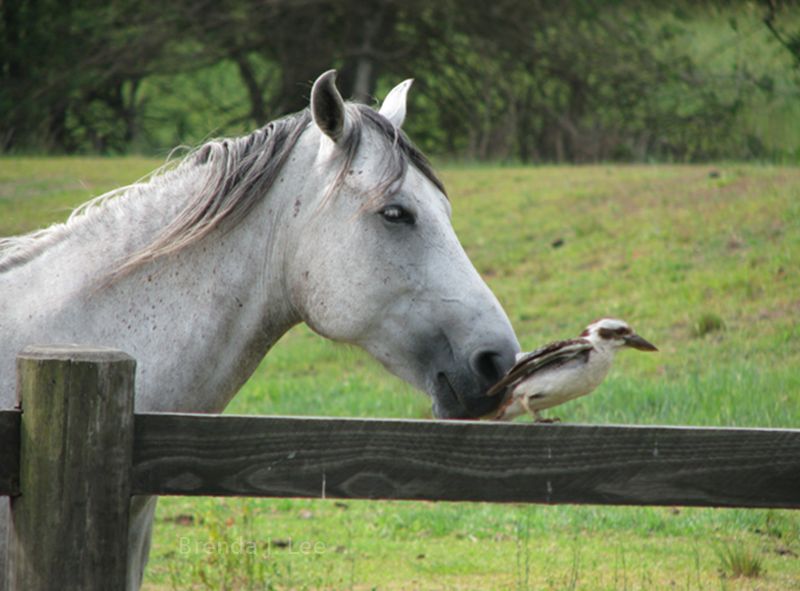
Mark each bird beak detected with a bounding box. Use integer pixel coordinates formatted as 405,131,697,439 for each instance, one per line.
624,333,658,352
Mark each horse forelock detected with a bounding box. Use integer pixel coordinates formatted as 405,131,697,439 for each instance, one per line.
357,106,447,199
0,101,445,281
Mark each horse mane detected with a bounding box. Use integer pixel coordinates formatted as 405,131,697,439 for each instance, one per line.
0,104,445,280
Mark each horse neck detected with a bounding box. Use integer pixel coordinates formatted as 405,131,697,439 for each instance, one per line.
122,161,322,412
2,148,318,413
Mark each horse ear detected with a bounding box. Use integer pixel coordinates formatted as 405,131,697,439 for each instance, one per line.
311,70,346,141
379,79,413,128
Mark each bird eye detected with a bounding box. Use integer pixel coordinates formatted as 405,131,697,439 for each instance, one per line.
380,204,415,225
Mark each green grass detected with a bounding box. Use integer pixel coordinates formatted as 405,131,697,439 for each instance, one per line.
2,158,799,589
716,541,765,580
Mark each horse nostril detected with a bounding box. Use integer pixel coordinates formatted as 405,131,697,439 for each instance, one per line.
469,349,503,386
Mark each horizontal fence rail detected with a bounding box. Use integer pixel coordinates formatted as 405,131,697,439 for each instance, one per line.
132,414,800,508
3,411,800,509
0,410,20,496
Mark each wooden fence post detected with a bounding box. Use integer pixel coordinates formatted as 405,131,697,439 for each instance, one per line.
9,346,135,591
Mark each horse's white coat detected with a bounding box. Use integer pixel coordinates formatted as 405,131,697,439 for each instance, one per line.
0,74,519,589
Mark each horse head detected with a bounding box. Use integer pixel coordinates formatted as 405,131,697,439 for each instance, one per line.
286,71,520,419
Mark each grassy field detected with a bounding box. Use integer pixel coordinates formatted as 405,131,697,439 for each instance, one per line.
1,158,799,589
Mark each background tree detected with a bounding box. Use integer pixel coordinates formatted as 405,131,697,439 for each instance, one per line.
1,0,798,161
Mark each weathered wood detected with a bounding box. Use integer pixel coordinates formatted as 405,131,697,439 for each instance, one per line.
0,411,20,496
0,411,20,591
9,346,136,591
133,414,800,509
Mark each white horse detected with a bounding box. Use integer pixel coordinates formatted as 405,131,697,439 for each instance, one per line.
0,71,519,589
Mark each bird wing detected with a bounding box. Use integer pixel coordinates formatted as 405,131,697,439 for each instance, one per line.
487,338,594,397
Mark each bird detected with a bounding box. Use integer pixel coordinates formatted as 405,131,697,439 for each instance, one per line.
488,318,658,422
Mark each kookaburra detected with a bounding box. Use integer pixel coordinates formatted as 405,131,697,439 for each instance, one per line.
489,318,658,422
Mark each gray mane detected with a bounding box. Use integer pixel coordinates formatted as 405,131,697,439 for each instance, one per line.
0,103,445,280
106,110,313,282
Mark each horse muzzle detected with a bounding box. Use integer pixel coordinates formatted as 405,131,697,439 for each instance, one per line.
430,344,517,419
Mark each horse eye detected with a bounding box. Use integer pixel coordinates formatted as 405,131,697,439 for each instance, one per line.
380,204,415,225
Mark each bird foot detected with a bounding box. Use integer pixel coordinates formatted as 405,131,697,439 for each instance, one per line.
533,416,561,424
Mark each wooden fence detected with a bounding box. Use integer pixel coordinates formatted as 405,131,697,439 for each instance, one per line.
1,346,799,589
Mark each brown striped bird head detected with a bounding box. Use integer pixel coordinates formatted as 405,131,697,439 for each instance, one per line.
581,318,658,352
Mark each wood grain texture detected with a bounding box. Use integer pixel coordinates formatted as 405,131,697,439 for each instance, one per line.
9,347,136,591
133,414,800,509
0,411,20,496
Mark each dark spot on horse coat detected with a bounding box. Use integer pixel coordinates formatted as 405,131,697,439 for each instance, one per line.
293,198,302,218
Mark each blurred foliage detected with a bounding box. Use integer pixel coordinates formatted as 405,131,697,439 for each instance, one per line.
1,0,799,161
